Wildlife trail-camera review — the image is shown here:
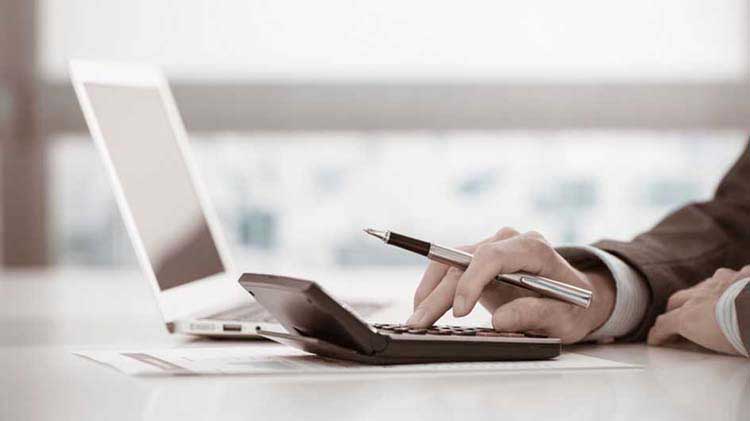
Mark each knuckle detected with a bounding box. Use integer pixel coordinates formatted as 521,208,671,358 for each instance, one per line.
524,230,546,242
714,268,735,279
495,227,519,240
523,236,553,256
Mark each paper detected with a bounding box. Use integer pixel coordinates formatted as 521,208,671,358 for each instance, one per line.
73,344,639,376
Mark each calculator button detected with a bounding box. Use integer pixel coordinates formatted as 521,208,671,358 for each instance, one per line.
476,331,525,337
372,322,541,338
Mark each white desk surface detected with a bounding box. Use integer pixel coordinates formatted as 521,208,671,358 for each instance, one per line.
2,268,748,421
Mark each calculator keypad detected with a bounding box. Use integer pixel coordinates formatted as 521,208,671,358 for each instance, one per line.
371,323,544,338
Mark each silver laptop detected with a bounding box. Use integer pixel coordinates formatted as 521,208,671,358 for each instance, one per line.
69,60,386,337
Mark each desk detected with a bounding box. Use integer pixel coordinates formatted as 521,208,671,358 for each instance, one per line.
2,269,748,421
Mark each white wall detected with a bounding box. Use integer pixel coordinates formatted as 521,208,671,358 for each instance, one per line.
40,0,748,82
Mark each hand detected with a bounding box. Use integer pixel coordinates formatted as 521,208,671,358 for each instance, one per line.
408,228,616,343
647,265,750,355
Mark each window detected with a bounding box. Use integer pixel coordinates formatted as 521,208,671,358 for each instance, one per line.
50,131,746,270
34,1,750,269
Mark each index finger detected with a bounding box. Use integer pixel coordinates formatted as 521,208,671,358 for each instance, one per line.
413,251,465,310
647,309,683,345
666,288,694,312
412,227,519,309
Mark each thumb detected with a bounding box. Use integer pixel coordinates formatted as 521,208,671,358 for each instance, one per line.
492,297,554,333
492,297,583,343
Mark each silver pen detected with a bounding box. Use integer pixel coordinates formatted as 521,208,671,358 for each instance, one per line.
364,228,592,308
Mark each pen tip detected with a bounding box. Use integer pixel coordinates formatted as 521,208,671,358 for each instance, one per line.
363,228,389,242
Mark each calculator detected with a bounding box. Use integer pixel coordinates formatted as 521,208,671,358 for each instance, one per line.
238,273,561,365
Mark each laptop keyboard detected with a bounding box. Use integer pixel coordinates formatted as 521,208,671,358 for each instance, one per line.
208,300,388,324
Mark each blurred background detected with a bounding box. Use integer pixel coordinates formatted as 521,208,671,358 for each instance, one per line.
1,0,749,274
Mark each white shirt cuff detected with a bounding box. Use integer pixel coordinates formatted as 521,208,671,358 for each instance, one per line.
716,277,750,357
557,245,650,343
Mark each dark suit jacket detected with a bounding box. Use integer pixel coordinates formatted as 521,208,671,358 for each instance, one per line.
594,140,750,351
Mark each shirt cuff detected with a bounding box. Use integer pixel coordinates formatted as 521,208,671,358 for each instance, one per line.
557,245,650,343
715,277,750,357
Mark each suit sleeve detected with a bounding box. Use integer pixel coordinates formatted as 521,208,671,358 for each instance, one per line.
593,140,750,342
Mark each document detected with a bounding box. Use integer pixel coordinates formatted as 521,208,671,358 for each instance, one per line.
73,344,639,376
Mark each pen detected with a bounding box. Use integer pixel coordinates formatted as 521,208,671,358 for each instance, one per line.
364,228,593,308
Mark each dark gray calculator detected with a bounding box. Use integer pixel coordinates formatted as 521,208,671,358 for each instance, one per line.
239,273,561,365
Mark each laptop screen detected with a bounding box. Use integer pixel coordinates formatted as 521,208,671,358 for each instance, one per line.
84,83,225,290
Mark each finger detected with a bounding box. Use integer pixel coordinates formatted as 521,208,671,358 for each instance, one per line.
453,234,585,317
478,279,535,313
413,261,452,310
413,227,520,310
647,309,683,346
412,228,518,309
493,227,521,241
666,289,694,312
407,267,463,327
491,297,567,334
413,243,478,309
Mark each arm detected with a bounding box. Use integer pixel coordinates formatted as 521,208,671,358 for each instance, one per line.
595,140,750,341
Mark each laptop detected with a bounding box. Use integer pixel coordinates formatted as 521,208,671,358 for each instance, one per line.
69,60,386,338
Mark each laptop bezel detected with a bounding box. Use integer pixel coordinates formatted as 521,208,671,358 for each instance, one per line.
69,60,249,325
